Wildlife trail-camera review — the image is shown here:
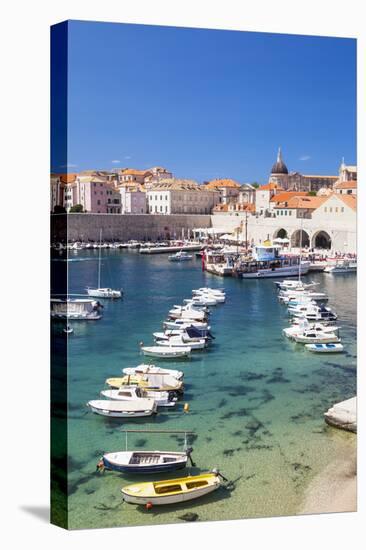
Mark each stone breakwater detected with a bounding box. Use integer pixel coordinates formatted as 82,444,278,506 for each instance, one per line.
51,213,211,242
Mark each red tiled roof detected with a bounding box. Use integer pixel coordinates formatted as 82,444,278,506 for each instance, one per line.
338,194,357,211
270,191,307,203
275,196,327,209
334,180,357,190
259,183,284,191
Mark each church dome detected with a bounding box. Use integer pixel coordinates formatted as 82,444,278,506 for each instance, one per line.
271,147,288,175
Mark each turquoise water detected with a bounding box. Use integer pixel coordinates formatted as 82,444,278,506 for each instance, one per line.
52,250,356,529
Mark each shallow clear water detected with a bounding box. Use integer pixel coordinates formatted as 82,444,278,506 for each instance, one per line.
51,250,356,529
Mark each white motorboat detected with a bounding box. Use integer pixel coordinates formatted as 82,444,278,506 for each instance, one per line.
51,298,103,320
169,251,193,262
324,260,357,273
192,287,225,297
63,324,74,334
140,346,191,359
275,280,317,291
99,449,191,474
184,296,218,306
293,330,340,344
157,336,206,350
122,365,184,381
289,304,338,322
305,343,344,353
100,385,177,408
168,306,207,321
163,319,209,330
86,230,123,298
283,321,339,339
279,289,328,303
87,399,157,418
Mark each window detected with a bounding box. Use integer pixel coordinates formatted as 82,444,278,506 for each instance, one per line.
341,207,344,212
329,207,333,213
97,200,101,205
335,207,338,213
289,210,292,216
285,210,287,216
324,207,327,212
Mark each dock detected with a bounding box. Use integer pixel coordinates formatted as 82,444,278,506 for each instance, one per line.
139,244,203,254
324,396,357,433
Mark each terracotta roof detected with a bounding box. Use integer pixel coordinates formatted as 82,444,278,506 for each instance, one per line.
205,178,241,189
56,173,77,184
338,194,357,211
275,196,327,209
334,180,357,190
259,183,284,191
270,191,307,204
121,168,152,176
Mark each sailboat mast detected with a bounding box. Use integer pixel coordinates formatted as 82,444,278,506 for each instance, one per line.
98,229,102,288
298,218,303,282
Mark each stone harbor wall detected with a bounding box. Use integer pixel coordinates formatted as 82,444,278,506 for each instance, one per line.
51,213,212,242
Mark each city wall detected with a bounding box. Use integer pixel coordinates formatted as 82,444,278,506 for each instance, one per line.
51,213,212,242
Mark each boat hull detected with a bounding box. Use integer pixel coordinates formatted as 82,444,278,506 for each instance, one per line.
241,264,309,279
122,480,220,505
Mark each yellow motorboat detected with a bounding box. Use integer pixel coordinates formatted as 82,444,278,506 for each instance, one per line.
106,374,183,394
121,470,223,506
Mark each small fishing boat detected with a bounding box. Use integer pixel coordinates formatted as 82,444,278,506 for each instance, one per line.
63,324,73,334
87,399,157,418
121,470,223,505
293,330,340,344
140,345,191,359
163,319,210,330
169,251,193,262
157,336,206,350
122,365,184,381
100,385,177,408
305,343,344,353
106,373,184,394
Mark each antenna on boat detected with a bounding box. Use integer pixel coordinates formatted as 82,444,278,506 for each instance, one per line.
98,229,102,288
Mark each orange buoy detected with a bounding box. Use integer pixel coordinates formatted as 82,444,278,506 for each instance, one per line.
183,403,190,413
146,501,153,510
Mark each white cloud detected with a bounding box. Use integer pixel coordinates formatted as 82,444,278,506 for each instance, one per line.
111,159,121,164
124,155,131,160
299,155,311,161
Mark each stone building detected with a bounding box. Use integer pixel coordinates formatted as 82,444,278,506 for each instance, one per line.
203,178,241,205
146,178,219,215
50,174,121,213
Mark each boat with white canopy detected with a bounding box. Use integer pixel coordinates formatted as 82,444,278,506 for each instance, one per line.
100,385,177,408
87,399,157,418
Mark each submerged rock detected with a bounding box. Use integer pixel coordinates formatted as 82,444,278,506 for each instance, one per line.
178,513,199,522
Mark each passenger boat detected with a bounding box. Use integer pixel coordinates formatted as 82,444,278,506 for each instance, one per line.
121,470,223,505
100,385,177,408
87,399,157,418
122,365,184,381
140,345,191,359
235,246,310,279
169,251,193,262
293,330,340,344
86,230,123,298
51,298,103,320
305,343,344,353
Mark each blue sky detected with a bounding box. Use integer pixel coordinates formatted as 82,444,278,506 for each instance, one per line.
53,20,356,183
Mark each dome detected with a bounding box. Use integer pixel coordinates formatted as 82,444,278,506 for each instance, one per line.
271,147,288,175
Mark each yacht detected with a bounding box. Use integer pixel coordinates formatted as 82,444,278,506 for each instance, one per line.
86,230,123,298
324,259,357,274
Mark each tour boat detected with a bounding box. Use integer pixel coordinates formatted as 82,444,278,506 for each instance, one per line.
236,246,310,279
169,251,193,262
87,399,157,418
141,345,192,358
121,470,223,506
122,365,184,381
98,449,193,474
293,330,340,344
86,230,123,298
157,336,206,350
100,385,177,408
106,373,184,393
305,343,344,353
51,298,103,320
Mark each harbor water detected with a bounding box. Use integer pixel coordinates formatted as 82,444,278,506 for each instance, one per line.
51,250,357,529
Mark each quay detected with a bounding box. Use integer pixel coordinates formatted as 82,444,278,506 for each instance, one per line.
139,243,203,254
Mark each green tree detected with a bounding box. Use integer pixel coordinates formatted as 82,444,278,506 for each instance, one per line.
251,182,260,189
69,204,84,213
307,191,317,196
